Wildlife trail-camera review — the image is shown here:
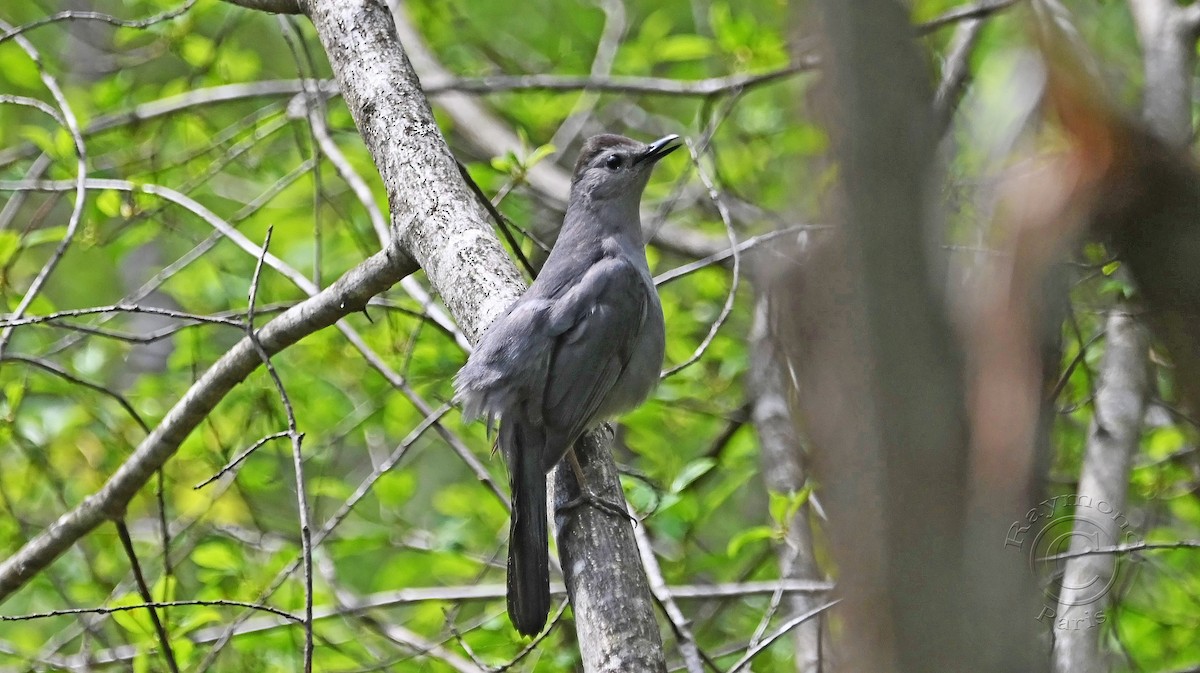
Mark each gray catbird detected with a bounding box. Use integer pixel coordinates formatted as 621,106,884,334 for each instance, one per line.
454,133,679,636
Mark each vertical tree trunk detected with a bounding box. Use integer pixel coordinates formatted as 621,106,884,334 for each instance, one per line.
302,2,666,670
749,296,826,673
1052,312,1148,673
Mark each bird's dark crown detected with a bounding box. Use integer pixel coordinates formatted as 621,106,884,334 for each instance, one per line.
572,134,641,177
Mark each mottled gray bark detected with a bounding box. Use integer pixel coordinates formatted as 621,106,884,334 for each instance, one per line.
549,429,667,673
304,0,521,341
1052,312,1148,673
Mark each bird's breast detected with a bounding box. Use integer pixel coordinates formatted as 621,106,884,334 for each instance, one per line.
602,290,665,418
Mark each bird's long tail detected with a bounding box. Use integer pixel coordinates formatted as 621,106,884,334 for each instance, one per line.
502,421,550,637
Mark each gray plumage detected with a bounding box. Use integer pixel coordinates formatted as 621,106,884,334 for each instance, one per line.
454,133,678,637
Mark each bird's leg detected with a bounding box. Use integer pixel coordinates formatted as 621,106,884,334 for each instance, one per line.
557,444,636,525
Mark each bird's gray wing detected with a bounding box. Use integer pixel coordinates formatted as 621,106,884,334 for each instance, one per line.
453,299,554,425
539,255,649,467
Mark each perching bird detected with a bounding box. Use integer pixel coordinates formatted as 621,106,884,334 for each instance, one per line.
454,133,678,637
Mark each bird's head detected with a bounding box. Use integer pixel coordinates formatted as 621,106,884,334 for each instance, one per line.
569,133,682,204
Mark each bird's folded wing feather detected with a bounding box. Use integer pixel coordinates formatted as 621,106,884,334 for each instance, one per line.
540,255,649,466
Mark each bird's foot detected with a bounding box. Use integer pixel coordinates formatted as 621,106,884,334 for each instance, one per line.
557,490,638,526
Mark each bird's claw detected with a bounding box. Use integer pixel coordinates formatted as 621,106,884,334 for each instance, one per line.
557,491,638,527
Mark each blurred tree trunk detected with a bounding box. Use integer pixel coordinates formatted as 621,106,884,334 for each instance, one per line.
771,2,1048,671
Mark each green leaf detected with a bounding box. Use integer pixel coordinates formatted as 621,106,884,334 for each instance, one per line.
109,592,155,640
22,226,66,248
172,638,196,667
152,574,177,603
638,10,673,43
768,486,812,528
490,151,517,173
655,35,714,62
176,606,223,634
311,475,353,500
4,381,24,415
375,469,417,508
1101,260,1121,276
21,126,58,159
526,143,557,169
670,457,716,493
1145,426,1186,460
727,525,776,557
192,542,239,571
54,128,75,159
0,43,40,89
96,190,123,217
0,231,19,267
180,35,215,67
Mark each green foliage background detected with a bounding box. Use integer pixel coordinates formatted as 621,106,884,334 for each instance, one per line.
0,0,1197,671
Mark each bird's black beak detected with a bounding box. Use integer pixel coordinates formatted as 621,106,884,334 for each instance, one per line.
635,134,682,166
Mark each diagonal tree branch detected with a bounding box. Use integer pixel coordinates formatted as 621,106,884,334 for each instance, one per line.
0,247,413,601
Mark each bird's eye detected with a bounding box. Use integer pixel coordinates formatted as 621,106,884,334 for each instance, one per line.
605,155,622,170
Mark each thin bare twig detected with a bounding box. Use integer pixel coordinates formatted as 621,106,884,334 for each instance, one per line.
0,178,315,293
0,94,64,123
193,431,292,489
544,0,627,153
1041,538,1200,562
0,599,302,624
633,518,718,673
661,139,741,378
654,226,815,287
0,20,88,359
114,521,180,673
0,1,194,45
0,304,244,329
0,247,411,603
2,354,151,434
195,403,453,669
243,226,315,672
726,601,841,673
916,0,1023,36
292,78,470,349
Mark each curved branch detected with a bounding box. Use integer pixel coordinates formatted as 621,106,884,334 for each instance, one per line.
221,0,300,13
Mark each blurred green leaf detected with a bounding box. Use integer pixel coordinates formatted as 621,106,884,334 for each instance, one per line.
670,457,715,493
727,525,775,558
656,35,714,62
